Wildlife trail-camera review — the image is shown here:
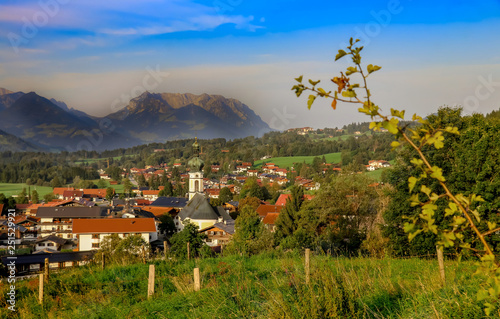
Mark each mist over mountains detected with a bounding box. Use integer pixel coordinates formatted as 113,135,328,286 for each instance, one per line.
0,89,271,152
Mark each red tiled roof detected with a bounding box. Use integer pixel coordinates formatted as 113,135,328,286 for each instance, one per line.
82,189,110,198
72,218,156,234
262,213,280,225
256,204,283,217
53,187,74,196
275,194,315,206
143,190,160,196
205,189,220,195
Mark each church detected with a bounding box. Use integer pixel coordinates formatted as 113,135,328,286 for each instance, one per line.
173,138,232,232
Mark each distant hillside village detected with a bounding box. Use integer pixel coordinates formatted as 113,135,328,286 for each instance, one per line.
0,134,390,275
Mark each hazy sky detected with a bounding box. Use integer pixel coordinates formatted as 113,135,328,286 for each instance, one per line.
1,0,500,130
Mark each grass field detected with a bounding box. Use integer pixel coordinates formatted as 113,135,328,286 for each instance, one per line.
92,179,124,193
2,252,495,318
74,154,136,165
254,152,342,168
0,183,54,198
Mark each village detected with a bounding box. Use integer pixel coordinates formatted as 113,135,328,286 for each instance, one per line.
0,137,390,276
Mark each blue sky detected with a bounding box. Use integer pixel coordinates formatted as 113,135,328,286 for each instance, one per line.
1,0,500,129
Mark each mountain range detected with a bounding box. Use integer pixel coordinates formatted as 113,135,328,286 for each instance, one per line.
0,88,271,152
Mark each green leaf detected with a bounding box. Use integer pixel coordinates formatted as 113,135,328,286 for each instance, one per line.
410,158,424,166
391,141,400,149
472,210,481,223
420,185,431,196
488,221,497,231
367,64,382,74
309,79,320,86
341,90,357,98
294,75,303,83
346,66,358,75
430,166,446,182
307,95,316,110
317,88,327,96
408,177,417,193
335,50,347,61
382,118,399,134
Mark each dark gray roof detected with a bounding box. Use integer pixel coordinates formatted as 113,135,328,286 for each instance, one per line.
36,235,68,246
37,206,107,218
179,193,232,221
1,251,94,266
151,197,188,208
73,198,96,207
200,219,235,234
228,201,239,207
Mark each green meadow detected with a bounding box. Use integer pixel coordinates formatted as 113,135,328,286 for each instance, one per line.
2,252,495,318
254,152,342,169
0,183,54,198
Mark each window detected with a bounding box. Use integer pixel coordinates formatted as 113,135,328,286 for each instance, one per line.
92,243,99,249
47,243,54,247
195,180,200,192
92,234,99,239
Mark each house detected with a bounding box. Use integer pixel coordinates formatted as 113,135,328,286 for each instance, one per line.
0,221,25,246
262,213,280,232
275,194,315,206
72,218,158,251
205,188,220,199
62,190,84,200
14,216,39,242
174,193,232,232
53,187,75,199
35,235,73,252
199,220,235,247
247,170,259,177
142,190,160,201
256,204,283,219
36,206,108,239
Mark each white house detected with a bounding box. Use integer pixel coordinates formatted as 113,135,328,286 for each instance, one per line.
72,218,158,251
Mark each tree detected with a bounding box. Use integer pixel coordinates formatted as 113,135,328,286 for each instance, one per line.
105,187,115,201
158,214,176,237
219,187,233,203
169,221,207,258
226,205,273,256
293,38,500,314
122,178,133,197
97,179,107,189
239,196,261,211
137,174,147,188
16,188,28,204
50,176,62,188
97,234,149,265
274,186,305,248
43,192,56,203
31,190,39,204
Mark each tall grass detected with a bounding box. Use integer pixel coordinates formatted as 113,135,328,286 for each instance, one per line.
1,252,497,318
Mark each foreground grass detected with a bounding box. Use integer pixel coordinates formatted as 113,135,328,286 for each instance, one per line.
1,252,497,318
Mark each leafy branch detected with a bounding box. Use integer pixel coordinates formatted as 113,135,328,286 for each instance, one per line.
292,37,500,315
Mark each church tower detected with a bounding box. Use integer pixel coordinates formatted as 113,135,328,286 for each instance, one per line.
187,138,204,200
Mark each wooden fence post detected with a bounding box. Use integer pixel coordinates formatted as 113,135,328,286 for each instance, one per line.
44,258,49,282
305,249,311,285
187,242,190,261
437,246,445,284
193,267,200,291
39,273,44,305
101,253,105,270
163,241,168,260
148,264,155,299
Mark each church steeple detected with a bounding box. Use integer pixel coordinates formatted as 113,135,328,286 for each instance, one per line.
187,137,204,200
